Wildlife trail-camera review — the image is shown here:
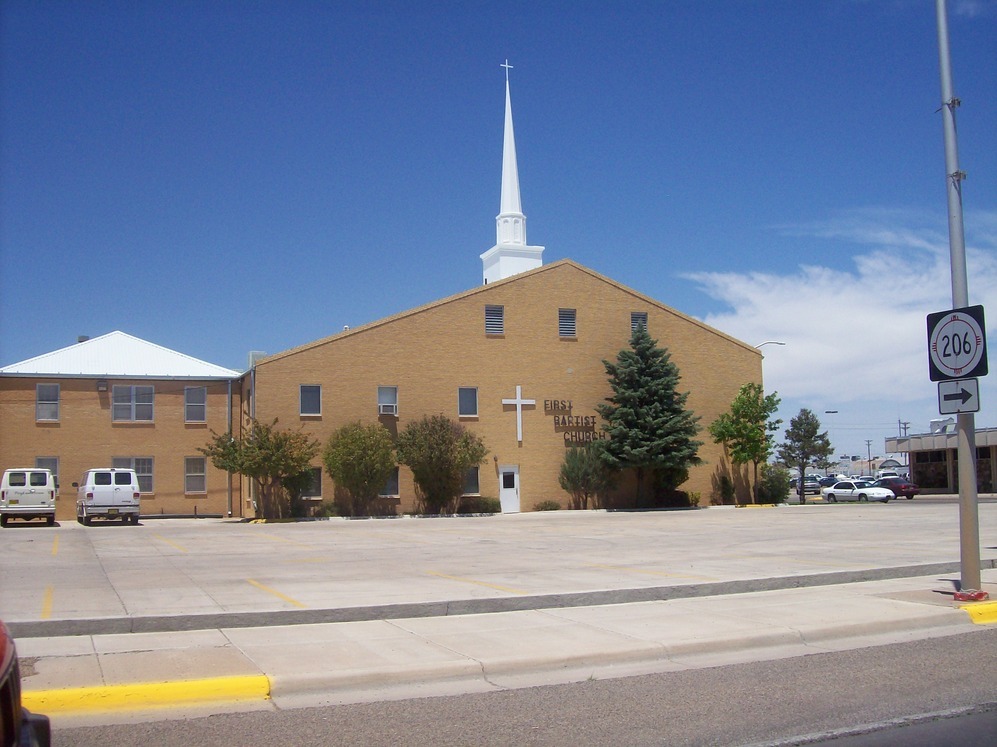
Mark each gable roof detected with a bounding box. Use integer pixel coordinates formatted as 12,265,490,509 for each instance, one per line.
260,259,758,365
0,331,241,379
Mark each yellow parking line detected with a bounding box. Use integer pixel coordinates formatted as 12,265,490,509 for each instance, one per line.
51,536,59,556
246,578,307,608
587,564,717,581
427,571,527,595
41,586,53,620
153,534,189,552
22,675,271,714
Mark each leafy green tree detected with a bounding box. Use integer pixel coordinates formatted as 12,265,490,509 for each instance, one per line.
396,415,487,514
200,418,319,519
322,422,396,517
776,409,833,504
708,383,782,504
558,442,616,510
597,325,702,507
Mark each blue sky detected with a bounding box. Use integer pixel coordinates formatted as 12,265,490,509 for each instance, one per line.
2,0,995,461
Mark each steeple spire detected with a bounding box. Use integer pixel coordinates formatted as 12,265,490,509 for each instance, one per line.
481,61,544,285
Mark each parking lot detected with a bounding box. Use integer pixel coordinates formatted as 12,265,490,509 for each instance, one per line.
3,501,995,636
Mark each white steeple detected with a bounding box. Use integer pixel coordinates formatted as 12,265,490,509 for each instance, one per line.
480,61,544,285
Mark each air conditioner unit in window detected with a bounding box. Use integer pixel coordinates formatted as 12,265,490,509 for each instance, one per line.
378,404,398,416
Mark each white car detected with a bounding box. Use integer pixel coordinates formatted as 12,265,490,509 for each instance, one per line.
821,480,895,503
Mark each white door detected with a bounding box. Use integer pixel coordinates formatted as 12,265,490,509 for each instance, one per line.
498,466,520,514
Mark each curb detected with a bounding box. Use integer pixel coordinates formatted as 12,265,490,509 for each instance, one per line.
21,674,271,715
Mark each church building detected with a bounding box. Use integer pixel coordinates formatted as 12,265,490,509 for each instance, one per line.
0,70,763,519
246,72,762,514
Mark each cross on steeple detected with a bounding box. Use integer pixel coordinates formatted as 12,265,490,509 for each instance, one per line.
500,59,513,82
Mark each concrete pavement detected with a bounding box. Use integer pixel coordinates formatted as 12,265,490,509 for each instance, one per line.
4,504,996,727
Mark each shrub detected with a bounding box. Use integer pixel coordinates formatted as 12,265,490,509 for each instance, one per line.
457,496,501,514
533,500,561,511
322,422,396,517
397,415,488,514
757,463,791,504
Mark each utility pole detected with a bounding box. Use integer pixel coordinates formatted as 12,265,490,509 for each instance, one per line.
936,0,981,592
865,440,873,473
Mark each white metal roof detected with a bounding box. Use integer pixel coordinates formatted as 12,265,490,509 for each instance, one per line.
0,331,241,379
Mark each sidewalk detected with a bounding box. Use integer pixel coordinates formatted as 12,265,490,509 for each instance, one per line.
17,570,997,728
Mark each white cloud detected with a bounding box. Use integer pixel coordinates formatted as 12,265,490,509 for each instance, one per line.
684,208,997,456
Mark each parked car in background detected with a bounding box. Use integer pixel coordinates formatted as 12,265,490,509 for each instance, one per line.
1,619,51,746
822,480,895,503
0,469,56,527
873,476,919,499
73,468,141,525
799,477,821,495
818,476,838,487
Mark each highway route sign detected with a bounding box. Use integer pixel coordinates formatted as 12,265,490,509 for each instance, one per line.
937,378,980,414
927,305,988,382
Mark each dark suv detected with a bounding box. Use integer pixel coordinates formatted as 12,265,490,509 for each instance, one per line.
872,477,919,500
1,620,50,747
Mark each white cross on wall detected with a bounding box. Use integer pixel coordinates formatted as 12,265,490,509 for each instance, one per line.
502,385,535,443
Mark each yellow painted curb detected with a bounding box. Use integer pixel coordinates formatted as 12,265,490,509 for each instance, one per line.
958,601,997,625
22,674,271,714
735,504,777,509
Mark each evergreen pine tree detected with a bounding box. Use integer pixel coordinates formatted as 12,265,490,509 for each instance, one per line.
597,325,702,507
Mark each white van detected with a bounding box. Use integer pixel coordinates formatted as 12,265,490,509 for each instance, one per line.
74,468,141,525
1,468,57,526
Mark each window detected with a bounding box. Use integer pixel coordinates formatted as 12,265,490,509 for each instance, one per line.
462,466,480,496
36,383,60,421
185,387,207,423
112,457,153,493
185,457,206,494
35,457,59,489
558,308,577,338
631,312,648,333
379,467,399,497
378,386,398,416
458,387,478,417
485,305,504,335
112,385,154,421
301,467,322,499
300,385,321,416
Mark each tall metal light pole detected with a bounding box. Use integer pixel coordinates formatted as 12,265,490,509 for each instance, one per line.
936,0,981,592
824,410,838,473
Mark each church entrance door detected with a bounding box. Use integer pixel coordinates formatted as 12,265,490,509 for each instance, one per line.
498,465,520,514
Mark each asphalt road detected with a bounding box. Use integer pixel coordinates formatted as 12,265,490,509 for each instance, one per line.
55,629,996,746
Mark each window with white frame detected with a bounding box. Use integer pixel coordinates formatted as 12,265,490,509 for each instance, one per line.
485,305,504,335
36,383,60,421
379,467,399,497
300,467,322,499
112,385,154,421
300,385,321,416
462,466,480,495
112,457,153,493
458,387,478,417
377,386,398,416
558,308,577,338
185,386,207,423
35,456,59,489
631,311,648,333
184,457,206,494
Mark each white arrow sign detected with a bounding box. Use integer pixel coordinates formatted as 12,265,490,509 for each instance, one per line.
937,378,980,414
